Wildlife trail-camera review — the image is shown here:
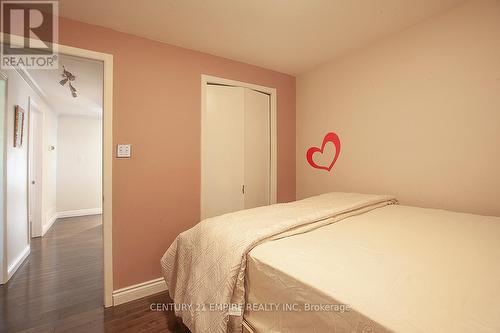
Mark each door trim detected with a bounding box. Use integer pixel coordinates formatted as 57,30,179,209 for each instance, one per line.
2,33,114,307
200,75,277,218
27,97,43,238
0,72,7,284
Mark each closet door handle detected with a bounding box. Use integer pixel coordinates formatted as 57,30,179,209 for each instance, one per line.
242,185,245,194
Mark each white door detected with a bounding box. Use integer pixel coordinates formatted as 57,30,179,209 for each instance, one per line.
202,85,245,219
201,84,271,219
244,88,270,209
28,109,43,238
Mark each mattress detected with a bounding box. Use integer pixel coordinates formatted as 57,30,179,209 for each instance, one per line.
244,205,500,333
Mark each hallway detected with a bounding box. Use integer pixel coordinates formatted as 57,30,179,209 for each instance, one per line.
1,215,104,332
0,216,188,332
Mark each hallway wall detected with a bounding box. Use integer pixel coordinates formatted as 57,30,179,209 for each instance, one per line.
0,77,5,282
56,115,102,214
2,69,58,280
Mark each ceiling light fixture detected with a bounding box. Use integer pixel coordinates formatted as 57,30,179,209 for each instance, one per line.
59,66,78,98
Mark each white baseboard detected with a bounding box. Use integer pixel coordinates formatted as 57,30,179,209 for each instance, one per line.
57,208,102,219
39,208,102,239
42,213,58,236
112,277,167,306
7,245,30,280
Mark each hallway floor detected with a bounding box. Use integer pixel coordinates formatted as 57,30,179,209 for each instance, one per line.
0,215,189,333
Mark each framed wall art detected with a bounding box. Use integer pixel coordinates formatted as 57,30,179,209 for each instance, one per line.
14,105,25,148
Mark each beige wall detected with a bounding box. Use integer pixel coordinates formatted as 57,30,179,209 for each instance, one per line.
297,0,500,216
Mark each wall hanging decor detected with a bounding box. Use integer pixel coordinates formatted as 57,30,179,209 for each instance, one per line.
14,105,25,148
306,132,341,172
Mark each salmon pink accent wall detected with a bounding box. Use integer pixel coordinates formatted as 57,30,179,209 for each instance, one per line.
57,18,296,289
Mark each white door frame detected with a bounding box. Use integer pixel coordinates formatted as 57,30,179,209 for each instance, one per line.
200,74,277,218
2,33,114,307
0,72,7,284
27,98,43,238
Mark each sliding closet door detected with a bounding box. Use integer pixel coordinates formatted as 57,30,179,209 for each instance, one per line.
244,88,270,209
202,85,245,219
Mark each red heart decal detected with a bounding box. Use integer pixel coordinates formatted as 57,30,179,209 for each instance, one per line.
306,132,341,171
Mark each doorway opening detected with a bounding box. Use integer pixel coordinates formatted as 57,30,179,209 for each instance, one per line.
0,37,113,308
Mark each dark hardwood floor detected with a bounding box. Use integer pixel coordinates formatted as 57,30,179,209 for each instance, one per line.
0,215,189,333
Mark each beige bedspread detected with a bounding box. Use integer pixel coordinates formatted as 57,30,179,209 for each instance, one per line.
244,204,500,333
161,192,396,333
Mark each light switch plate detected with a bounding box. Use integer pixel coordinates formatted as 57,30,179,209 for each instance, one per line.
117,144,131,158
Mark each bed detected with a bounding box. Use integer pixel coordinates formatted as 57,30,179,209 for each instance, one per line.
161,192,500,333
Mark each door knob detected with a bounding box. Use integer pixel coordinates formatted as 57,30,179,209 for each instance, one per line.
31,181,36,185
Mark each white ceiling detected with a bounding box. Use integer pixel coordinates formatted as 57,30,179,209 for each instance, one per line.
58,0,464,75
26,54,103,117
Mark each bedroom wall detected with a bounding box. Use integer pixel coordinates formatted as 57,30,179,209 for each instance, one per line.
55,17,296,289
296,0,500,216
56,115,102,214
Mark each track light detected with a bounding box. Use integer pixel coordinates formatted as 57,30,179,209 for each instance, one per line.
69,82,77,98
60,66,78,98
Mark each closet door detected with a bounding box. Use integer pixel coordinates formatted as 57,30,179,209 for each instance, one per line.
244,88,270,209
202,85,245,219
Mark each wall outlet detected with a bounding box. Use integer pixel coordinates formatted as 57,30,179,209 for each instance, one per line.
117,144,131,158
